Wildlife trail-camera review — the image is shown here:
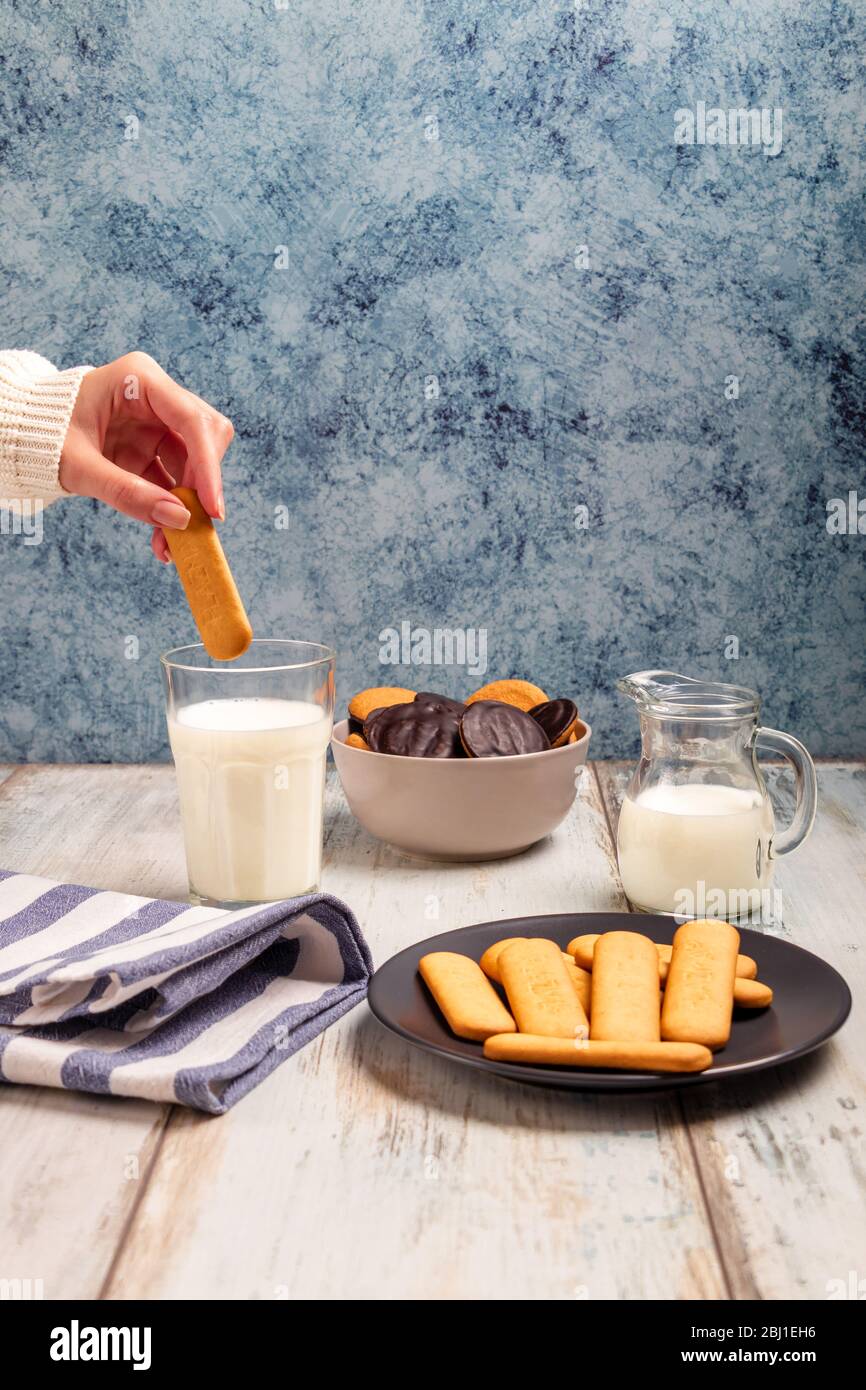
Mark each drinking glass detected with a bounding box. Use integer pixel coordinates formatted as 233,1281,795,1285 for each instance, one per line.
161,640,335,908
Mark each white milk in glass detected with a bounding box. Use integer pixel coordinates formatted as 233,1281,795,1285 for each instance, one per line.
168,697,331,905
617,783,774,915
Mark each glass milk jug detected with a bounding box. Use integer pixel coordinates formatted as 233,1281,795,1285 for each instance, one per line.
615,671,817,919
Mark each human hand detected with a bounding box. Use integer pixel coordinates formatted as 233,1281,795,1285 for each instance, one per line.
59,351,234,562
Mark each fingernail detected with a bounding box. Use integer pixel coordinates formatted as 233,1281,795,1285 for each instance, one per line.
153,499,191,529
216,491,225,521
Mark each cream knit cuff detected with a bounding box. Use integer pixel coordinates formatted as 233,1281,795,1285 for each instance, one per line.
0,350,93,504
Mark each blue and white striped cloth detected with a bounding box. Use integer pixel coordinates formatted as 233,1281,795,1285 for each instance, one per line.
0,870,372,1114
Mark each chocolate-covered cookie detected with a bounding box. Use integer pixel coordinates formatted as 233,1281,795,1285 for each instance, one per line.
529,698,579,748
349,705,384,737
414,692,467,718
362,705,391,743
365,702,463,758
459,700,551,757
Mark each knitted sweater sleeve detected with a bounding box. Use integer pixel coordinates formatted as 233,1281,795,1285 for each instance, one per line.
0,350,93,503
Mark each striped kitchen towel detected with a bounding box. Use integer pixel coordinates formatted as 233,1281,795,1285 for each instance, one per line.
0,870,372,1114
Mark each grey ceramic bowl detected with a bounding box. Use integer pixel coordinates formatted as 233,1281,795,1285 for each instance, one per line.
331,717,592,861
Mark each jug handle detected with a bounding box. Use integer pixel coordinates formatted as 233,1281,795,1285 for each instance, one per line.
755,727,817,858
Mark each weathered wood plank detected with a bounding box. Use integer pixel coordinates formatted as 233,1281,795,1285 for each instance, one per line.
103,765,726,1300
0,765,180,1298
595,760,866,1301
0,763,188,900
0,1085,167,1300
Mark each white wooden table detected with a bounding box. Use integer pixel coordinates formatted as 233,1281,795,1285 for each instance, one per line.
0,760,863,1301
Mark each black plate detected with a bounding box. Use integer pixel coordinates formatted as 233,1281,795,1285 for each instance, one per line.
367,913,852,1090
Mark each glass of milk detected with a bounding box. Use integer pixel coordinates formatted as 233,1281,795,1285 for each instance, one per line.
161,640,335,908
615,671,817,920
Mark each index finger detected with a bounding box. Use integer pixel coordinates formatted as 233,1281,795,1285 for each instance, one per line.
140,363,233,520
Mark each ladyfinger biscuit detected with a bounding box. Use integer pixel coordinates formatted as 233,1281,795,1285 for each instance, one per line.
418,952,516,1042
590,931,660,1042
568,933,757,982
164,487,252,660
661,919,740,1049
499,938,589,1039
479,939,591,1010
483,1035,713,1073
561,953,592,1016
655,942,757,984
733,978,773,1009
568,933,600,970
479,937,527,983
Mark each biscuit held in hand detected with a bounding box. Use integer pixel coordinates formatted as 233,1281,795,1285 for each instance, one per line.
419,951,516,1042
164,487,252,660
484,1035,713,1073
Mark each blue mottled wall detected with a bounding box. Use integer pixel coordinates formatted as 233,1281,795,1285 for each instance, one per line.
1,0,864,762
